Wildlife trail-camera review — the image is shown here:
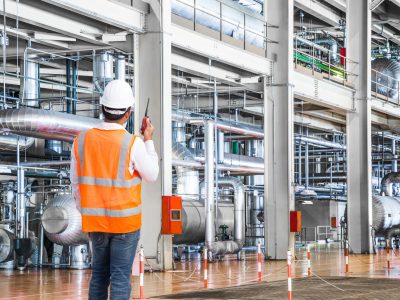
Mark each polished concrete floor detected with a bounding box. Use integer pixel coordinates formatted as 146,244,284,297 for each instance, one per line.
1,243,400,299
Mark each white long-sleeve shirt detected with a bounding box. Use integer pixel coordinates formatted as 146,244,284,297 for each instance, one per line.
70,122,159,209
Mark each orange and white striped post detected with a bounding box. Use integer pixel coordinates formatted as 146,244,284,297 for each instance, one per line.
345,240,349,273
203,248,208,288
287,250,292,300
139,246,145,299
387,239,391,269
257,241,262,282
307,244,311,276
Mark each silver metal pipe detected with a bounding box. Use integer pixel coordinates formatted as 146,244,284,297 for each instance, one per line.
0,107,103,142
20,59,39,107
0,134,34,151
217,131,225,164
172,109,264,138
295,135,346,149
172,143,199,201
114,54,126,81
93,51,113,93
218,177,245,246
205,120,215,250
17,168,25,239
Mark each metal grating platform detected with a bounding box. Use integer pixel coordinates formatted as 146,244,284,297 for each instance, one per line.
157,277,400,299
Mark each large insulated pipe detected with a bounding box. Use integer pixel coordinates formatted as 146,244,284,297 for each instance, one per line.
172,110,264,138
0,134,34,151
20,59,39,107
381,171,400,196
114,54,126,81
218,177,245,246
0,107,103,142
205,120,215,250
172,143,199,200
295,135,346,150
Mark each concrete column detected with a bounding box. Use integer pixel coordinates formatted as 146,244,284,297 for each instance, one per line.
264,0,295,260
346,0,373,254
138,1,173,270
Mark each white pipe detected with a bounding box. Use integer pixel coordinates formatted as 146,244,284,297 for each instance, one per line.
205,120,215,250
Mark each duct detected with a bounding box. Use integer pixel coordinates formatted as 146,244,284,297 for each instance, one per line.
373,195,400,232
93,51,113,93
172,143,199,201
20,59,39,107
315,38,339,64
172,109,264,138
0,107,103,142
381,171,400,196
114,54,126,81
295,135,346,150
371,58,400,100
41,194,88,246
0,134,34,151
172,122,186,145
205,121,215,251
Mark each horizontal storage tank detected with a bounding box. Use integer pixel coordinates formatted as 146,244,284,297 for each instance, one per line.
173,200,234,244
373,195,400,234
41,194,88,246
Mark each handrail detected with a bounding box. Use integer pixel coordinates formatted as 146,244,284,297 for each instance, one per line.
172,0,269,53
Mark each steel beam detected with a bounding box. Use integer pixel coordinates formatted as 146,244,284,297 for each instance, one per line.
265,0,295,260
346,0,373,254
171,24,272,76
40,0,146,33
0,0,105,45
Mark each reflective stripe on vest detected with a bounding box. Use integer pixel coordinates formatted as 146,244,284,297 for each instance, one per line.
81,205,142,217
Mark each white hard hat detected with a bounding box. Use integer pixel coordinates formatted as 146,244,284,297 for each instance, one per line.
100,79,135,109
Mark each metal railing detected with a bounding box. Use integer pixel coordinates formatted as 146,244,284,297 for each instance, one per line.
294,36,357,86
172,0,269,55
371,68,400,105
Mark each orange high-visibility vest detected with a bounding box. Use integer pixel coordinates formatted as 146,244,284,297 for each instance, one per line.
74,128,142,233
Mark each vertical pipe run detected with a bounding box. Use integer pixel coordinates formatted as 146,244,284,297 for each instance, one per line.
66,59,71,113
115,54,126,81
392,139,397,195
17,168,25,239
21,58,39,107
213,78,219,223
298,144,302,185
305,128,309,189
205,121,215,250
217,131,225,164
72,60,77,114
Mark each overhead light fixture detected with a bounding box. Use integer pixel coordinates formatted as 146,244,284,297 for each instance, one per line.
301,200,314,205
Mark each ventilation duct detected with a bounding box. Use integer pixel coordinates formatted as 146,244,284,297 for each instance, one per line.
0,107,103,142
371,58,400,99
93,52,113,93
0,134,35,151
172,143,199,201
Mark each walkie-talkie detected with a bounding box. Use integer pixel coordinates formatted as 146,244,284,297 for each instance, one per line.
140,98,150,135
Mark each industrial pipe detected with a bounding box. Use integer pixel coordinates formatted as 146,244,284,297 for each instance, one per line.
205,120,215,251
0,134,35,151
0,107,103,142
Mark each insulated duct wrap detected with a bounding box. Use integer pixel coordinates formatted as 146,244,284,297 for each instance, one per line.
372,195,400,232
0,108,103,142
172,143,199,201
372,58,400,99
0,134,35,151
41,194,88,245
